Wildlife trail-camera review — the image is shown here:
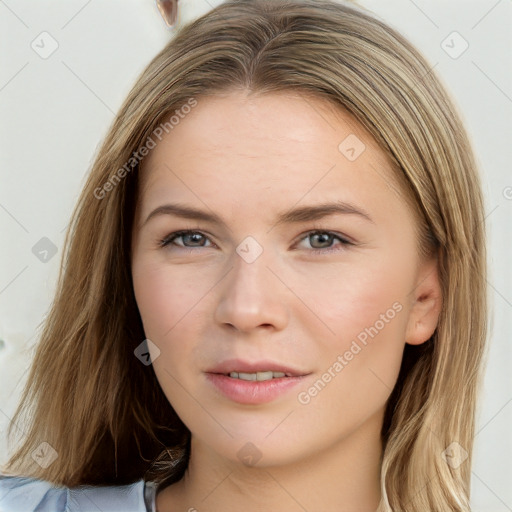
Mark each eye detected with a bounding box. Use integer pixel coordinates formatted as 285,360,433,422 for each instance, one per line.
295,230,352,254
159,230,213,249
159,229,352,254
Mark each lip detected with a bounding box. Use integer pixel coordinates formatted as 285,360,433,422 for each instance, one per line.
204,358,311,405
205,373,308,405
205,358,307,377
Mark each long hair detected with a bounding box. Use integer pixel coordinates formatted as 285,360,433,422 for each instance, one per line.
2,1,487,510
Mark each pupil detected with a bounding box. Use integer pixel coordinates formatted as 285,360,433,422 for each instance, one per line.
182,233,332,248
186,233,203,246
312,233,331,248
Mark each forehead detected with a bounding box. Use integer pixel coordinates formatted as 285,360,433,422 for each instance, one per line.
137,90,405,216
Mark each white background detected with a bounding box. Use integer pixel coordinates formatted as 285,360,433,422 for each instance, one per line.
0,1,511,510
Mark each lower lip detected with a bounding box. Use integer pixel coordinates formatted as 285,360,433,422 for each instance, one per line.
205,373,307,405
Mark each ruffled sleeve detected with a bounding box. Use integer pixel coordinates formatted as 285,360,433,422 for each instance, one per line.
0,474,150,511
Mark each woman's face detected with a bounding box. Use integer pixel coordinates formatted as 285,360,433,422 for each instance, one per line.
131,90,440,467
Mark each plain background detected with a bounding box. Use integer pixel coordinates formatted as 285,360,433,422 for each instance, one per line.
0,1,510,510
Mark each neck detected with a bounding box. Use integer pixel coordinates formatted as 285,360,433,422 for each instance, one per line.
157,408,384,512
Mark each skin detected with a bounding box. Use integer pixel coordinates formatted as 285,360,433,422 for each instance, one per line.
130,90,442,512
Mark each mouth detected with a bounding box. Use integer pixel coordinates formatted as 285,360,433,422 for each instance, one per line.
221,370,294,381
204,359,311,404
205,358,308,379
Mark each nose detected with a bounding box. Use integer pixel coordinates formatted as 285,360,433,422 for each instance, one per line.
214,244,289,334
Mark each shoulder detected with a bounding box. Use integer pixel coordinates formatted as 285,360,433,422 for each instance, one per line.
0,474,153,512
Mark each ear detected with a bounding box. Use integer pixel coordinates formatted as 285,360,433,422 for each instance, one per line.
405,253,442,345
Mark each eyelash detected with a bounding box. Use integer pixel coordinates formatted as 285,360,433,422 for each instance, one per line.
158,229,353,255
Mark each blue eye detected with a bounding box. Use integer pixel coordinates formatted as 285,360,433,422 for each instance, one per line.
160,230,213,249
159,230,352,254
297,231,352,253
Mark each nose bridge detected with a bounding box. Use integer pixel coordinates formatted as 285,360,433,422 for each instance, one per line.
232,236,271,294
214,235,288,332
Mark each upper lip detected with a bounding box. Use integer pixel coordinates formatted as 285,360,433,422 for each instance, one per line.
206,358,309,377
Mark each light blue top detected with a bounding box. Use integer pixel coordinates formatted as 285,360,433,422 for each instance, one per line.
0,474,158,512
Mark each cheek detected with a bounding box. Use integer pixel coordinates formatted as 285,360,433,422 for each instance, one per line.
293,250,414,342
293,250,414,399
131,259,207,401
132,258,208,340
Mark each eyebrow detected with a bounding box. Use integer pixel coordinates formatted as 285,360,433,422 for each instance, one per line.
142,200,374,229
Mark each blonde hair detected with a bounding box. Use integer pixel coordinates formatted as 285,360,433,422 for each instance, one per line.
2,1,487,510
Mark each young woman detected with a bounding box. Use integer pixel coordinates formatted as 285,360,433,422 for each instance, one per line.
0,1,487,511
